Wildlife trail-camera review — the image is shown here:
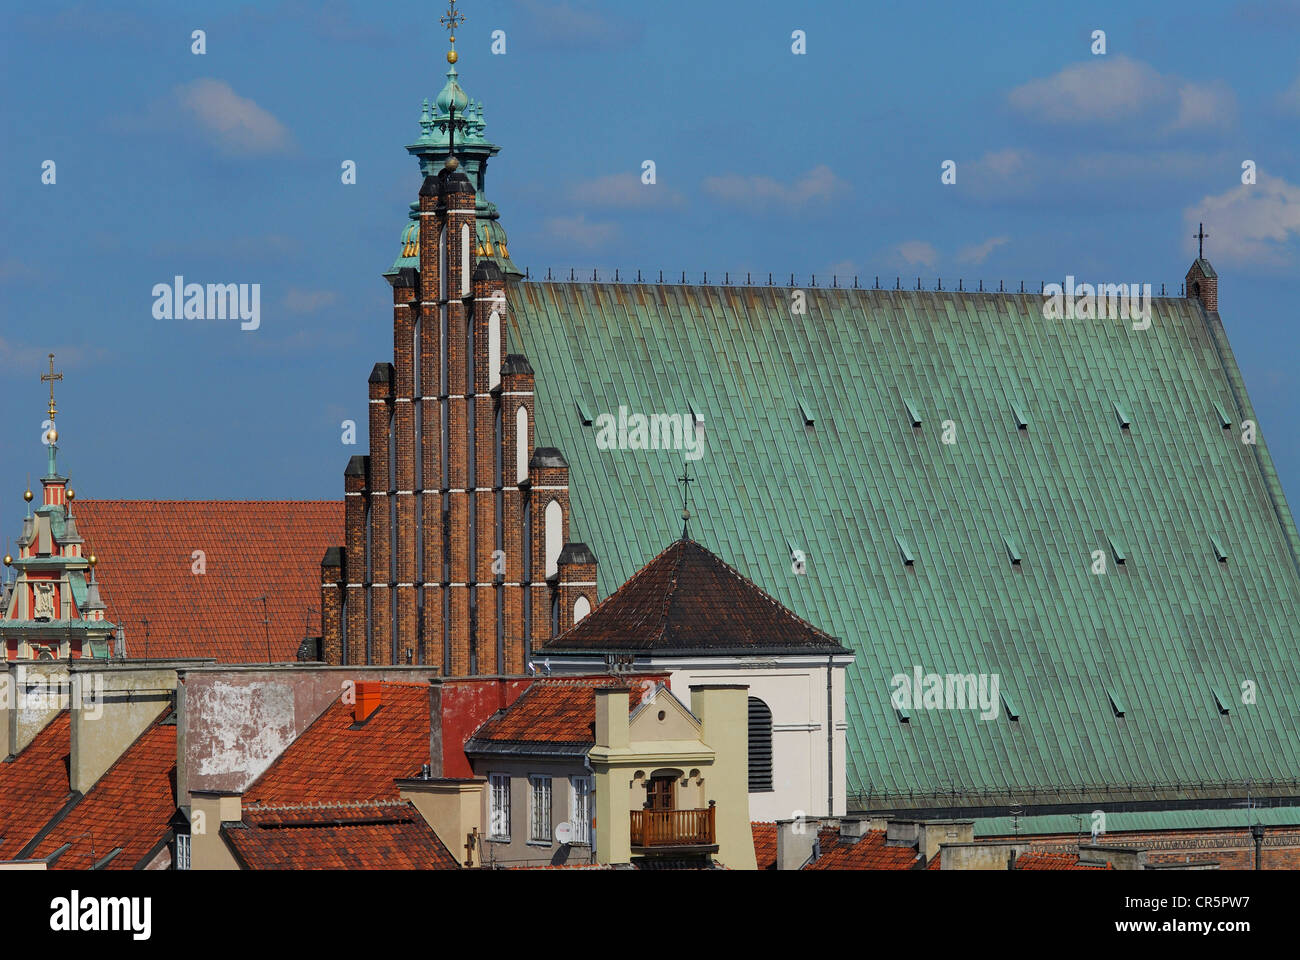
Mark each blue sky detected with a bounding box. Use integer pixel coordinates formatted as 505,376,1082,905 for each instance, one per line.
3,0,1300,514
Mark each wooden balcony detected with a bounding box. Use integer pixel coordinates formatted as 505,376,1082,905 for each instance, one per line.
629,801,718,853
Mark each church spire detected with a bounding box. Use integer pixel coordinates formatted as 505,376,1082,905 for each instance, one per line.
2,358,118,659
393,0,523,279
41,353,62,479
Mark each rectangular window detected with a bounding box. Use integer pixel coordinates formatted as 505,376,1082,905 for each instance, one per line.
489,774,511,841
530,776,553,844
570,776,594,845
175,833,191,871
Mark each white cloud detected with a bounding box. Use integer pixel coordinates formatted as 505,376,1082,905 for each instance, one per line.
1279,74,1300,113
542,215,619,249
1185,172,1300,265
981,149,1028,178
282,289,338,313
1008,55,1235,133
957,236,1010,264
569,173,684,209
0,338,107,373
896,241,939,268
702,164,847,210
175,79,292,155
1009,55,1165,121
517,0,644,49
1169,81,1237,132
0,259,39,283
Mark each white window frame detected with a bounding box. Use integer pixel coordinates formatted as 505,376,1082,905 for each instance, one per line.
570,775,594,846
529,775,553,844
175,832,191,871
489,773,511,841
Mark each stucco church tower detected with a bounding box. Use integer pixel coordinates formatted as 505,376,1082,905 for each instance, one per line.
319,4,597,674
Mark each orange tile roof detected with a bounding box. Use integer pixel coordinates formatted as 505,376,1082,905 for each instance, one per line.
466,675,667,747
513,862,613,870
223,801,458,870
803,827,925,870
751,822,777,870
1015,851,1112,870
28,712,176,870
0,712,73,860
74,500,343,663
928,850,942,869
244,682,431,804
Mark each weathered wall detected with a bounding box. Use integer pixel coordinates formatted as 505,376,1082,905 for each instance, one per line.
3,662,70,755
939,841,1027,870
69,662,179,793
177,665,437,799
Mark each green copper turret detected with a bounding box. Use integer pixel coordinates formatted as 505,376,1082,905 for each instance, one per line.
388,62,522,280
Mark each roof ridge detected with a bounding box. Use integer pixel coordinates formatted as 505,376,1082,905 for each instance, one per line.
76,499,343,506
255,799,407,813
656,540,689,642
553,538,685,639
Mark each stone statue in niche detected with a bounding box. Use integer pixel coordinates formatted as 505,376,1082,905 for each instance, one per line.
34,582,56,619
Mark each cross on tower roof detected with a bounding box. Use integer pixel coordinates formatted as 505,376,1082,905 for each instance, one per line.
41,353,62,421
440,0,464,55
678,462,696,540
1194,222,1209,260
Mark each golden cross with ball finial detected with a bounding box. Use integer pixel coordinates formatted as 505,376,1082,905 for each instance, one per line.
41,353,62,421
440,0,465,58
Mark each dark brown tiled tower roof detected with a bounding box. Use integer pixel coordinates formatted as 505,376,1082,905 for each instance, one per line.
541,539,847,656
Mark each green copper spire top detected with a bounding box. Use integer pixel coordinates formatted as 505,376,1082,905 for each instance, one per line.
435,65,469,118
391,1,522,279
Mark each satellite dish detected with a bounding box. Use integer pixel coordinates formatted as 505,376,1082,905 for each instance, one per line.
555,822,572,844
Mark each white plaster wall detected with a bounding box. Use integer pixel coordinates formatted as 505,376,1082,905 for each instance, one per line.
665,661,848,821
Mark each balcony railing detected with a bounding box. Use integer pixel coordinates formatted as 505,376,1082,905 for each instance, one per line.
629,802,716,849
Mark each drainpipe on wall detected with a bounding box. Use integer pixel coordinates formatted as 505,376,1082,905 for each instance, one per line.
583,749,597,863
826,655,834,815
1252,824,1265,870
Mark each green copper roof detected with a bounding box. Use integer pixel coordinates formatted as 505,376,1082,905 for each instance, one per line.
508,282,1300,809
975,805,1300,836
391,66,522,278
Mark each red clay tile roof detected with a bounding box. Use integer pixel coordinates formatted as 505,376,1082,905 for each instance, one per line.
513,862,613,870
752,822,777,870
540,539,847,655
803,827,925,870
928,850,942,869
244,682,431,804
222,801,458,870
28,712,176,870
1015,851,1112,870
75,500,342,663
0,712,73,860
465,675,668,748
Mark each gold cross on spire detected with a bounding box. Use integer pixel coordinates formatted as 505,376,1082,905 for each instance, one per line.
440,0,465,62
41,353,62,421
